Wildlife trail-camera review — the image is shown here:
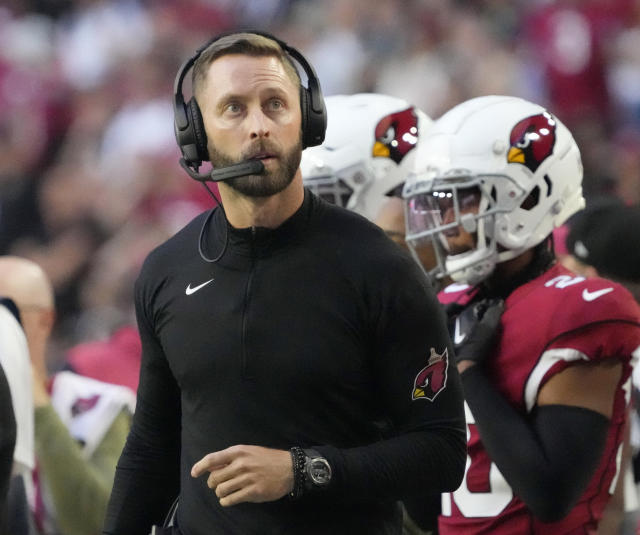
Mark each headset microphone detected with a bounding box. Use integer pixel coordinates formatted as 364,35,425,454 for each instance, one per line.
179,158,265,182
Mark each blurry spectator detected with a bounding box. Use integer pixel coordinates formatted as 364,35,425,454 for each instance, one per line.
522,0,634,197
563,201,640,535
301,0,368,95
0,296,32,535
0,256,135,535
564,199,640,299
55,0,153,90
0,360,16,535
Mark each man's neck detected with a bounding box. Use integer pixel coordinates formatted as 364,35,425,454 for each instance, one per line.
218,174,305,229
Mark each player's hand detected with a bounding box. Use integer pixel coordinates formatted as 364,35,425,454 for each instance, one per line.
452,298,504,368
191,445,294,506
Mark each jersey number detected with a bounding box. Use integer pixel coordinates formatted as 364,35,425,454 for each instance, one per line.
442,402,513,518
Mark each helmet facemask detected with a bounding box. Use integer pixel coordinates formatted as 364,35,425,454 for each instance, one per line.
405,173,527,285
402,96,586,286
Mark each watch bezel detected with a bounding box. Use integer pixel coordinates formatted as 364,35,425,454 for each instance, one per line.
303,449,332,489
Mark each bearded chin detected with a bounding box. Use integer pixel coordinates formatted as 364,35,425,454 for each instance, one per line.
208,140,302,198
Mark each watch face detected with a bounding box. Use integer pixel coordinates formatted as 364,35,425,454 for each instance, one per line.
308,458,332,486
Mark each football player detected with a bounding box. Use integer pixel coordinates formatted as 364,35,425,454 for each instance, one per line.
300,92,432,246
403,95,640,534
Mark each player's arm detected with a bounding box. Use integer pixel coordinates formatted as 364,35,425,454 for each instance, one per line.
103,275,181,535
457,301,618,521
462,362,615,522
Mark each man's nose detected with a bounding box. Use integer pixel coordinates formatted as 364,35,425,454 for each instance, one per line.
442,206,456,226
248,107,269,140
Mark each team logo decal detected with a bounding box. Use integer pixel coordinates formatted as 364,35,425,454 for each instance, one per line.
71,394,101,417
412,347,449,401
507,112,557,172
373,107,419,164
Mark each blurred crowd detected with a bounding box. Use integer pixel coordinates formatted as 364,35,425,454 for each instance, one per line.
2,0,640,370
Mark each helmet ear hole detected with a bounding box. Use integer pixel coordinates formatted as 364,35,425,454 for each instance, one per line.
521,186,540,211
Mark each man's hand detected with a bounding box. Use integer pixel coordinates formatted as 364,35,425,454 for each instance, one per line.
191,445,294,506
452,298,504,371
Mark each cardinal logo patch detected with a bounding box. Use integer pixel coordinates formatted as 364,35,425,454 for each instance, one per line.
507,112,557,172
412,347,449,401
373,107,419,164
71,394,101,417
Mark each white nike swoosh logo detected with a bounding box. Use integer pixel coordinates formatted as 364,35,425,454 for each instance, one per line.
444,283,471,294
185,279,214,296
582,287,613,302
454,317,466,344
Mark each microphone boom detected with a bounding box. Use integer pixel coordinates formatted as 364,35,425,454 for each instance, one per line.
180,158,265,182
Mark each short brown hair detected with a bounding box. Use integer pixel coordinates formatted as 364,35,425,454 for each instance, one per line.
192,33,301,105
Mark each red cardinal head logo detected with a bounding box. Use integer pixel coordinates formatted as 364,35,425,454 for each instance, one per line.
71,394,101,417
507,112,557,172
412,347,449,401
373,107,419,164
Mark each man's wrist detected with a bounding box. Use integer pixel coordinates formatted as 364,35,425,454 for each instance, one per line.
289,447,306,500
289,447,332,500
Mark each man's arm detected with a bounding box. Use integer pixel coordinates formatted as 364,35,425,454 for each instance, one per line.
103,283,181,535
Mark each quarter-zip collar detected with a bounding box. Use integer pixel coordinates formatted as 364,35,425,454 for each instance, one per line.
204,189,315,266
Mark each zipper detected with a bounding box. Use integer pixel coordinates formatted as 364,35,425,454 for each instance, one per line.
241,227,257,378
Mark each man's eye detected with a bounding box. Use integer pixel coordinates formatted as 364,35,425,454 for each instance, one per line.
225,103,241,114
267,99,284,110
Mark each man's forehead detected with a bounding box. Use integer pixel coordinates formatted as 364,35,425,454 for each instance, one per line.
206,54,296,94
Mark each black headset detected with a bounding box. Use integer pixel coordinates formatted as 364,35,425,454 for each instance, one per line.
173,30,327,177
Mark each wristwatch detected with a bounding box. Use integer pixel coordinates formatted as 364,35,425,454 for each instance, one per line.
303,449,332,490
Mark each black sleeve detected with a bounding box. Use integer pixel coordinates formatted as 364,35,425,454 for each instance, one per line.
318,253,466,500
103,277,181,535
317,428,465,501
0,362,16,535
461,365,609,522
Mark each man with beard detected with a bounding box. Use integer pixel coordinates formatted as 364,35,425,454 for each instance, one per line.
103,32,466,535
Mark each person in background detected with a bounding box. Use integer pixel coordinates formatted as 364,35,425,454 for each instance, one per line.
0,256,135,535
0,360,16,535
562,201,640,534
0,293,35,535
104,31,465,535
300,92,442,534
300,92,433,236
403,95,640,534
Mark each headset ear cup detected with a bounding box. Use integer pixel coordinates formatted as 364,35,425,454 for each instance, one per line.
299,86,326,149
187,98,209,161
299,87,311,149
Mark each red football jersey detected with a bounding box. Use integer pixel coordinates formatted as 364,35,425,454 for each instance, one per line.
438,263,640,534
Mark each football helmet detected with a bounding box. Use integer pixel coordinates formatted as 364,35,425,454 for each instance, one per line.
403,95,585,285
301,93,433,221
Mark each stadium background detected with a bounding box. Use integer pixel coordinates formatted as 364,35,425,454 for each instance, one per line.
2,0,639,369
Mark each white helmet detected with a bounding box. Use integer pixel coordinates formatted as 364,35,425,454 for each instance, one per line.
301,93,433,221
403,95,585,285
